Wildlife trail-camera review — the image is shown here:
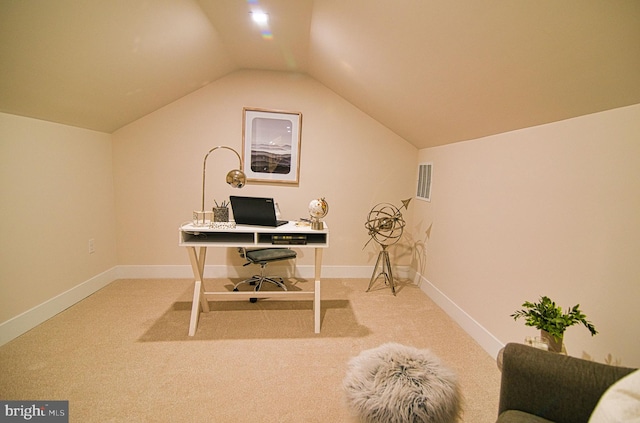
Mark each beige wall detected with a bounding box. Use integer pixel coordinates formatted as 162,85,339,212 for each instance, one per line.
0,113,117,323
412,104,640,367
4,68,637,367
112,70,418,270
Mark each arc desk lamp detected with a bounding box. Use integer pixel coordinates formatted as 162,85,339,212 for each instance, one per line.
193,146,246,227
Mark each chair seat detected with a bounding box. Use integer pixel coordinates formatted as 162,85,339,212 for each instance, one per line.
234,248,297,300
246,248,297,263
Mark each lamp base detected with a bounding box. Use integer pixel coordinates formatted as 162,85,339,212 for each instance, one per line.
193,210,213,227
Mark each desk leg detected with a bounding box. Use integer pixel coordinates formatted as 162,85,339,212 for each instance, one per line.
314,248,323,333
189,280,202,337
187,246,209,336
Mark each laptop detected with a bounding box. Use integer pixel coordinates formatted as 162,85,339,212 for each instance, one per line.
230,196,288,227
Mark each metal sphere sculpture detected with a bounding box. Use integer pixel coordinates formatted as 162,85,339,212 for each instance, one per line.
364,198,411,295
365,203,406,247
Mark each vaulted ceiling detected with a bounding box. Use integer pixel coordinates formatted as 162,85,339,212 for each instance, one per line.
1,0,639,148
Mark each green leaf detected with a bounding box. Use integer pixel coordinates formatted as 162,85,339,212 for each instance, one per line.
510,296,597,337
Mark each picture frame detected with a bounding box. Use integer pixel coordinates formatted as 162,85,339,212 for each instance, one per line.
242,107,302,184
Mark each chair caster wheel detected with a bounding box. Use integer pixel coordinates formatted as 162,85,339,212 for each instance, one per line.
233,287,239,292
250,298,257,303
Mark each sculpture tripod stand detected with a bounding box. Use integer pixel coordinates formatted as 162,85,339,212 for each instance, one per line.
366,244,396,296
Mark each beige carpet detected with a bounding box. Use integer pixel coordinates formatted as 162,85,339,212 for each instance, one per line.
0,278,500,422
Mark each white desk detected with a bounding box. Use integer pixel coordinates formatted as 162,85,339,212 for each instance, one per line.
179,221,329,336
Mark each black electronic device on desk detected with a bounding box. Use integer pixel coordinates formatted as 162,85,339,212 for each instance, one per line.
230,196,288,227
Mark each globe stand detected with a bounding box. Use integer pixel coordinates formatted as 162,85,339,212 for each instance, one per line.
367,245,396,296
311,216,323,230
308,198,329,230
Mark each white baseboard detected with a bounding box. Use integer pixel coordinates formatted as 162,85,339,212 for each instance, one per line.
414,272,504,360
0,267,117,347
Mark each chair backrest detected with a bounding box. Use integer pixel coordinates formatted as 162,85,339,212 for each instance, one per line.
498,343,636,423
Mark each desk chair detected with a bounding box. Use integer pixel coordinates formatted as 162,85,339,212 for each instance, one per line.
233,248,297,302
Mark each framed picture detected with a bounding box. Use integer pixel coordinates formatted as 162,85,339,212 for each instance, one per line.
242,107,303,184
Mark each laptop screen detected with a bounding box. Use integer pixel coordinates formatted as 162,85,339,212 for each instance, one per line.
230,196,287,227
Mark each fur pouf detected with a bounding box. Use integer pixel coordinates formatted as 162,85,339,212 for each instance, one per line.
343,343,461,423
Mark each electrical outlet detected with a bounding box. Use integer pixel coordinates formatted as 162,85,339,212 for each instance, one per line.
89,239,95,254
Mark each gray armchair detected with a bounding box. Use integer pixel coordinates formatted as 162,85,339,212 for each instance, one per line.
497,342,636,423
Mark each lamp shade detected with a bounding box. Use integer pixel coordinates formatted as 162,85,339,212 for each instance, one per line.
226,169,246,188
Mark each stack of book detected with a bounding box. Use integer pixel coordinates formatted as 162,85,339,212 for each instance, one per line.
271,235,307,245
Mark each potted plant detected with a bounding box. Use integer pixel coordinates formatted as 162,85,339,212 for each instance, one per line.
511,296,597,353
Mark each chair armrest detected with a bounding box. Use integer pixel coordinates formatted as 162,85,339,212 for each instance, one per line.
498,343,635,423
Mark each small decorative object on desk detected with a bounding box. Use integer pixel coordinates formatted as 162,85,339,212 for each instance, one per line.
193,210,213,227
210,200,234,228
210,221,236,229
213,200,229,222
308,197,328,230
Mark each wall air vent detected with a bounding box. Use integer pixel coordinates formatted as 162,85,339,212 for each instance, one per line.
416,162,432,202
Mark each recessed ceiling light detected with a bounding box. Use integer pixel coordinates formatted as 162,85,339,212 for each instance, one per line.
250,11,269,24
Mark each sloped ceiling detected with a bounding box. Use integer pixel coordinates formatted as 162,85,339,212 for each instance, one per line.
1,0,639,149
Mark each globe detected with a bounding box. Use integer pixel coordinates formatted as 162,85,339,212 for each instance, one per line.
308,198,328,230
308,198,329,219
